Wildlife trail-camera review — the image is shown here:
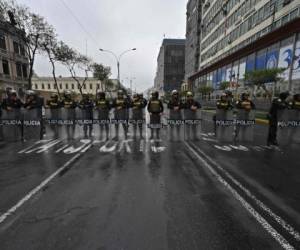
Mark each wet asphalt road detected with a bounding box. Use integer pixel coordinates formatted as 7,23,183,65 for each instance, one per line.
0,117,300,250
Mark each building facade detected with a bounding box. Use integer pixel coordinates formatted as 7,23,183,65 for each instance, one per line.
0,20,29,96
188,0,300,94
154,39,186,96
32,76,118,99
185,0,202,81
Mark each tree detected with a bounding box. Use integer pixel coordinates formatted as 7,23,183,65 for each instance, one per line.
244,68,285,100
57,43,92,96
92,63,112,92
39,25,62,97
5,1,51,89
219,81,230,90
198,86,214,100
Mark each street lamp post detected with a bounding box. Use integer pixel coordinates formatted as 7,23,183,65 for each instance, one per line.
99,48,136,89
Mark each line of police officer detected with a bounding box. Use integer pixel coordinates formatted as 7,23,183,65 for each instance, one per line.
214,90,300,146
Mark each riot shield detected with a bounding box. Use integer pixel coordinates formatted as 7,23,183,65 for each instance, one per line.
129,108,146,140
60,108,76,139
216,109,234,142
76,108,93,138
94,108,111,140
235,110,255,142
0,109,23,141
277,110,291,146
45,108,61,138
23,108,42,141
183,109,202,141
112,108,129,140
167,109,184,141
285,110,300,144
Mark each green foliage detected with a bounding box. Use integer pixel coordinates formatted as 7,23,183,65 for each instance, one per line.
219,81,230,90
198,86,214,95
244,68,285,86
92,63,111,82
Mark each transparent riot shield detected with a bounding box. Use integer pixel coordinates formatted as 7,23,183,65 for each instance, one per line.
277,110,290,146
167,109,184,141
76,108,94,138
216,109,234,142
45,108,61,139
286,110,300,144
183,109,202,141
93,109,110,140
112,108,129,140
1,109,23,142
235,110,255,142
129,108,146,140
23,108,42,141
60,108,76,139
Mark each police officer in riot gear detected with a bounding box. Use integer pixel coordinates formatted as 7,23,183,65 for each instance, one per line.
95,91,111,141
267,91,290,146
79,94,94,138
217,93,233,110
147,91,164,140
168,90,183,140
112,90,131,140
131,93,147,139
1,90,23,111
288,93,300,110
24,90,43,110
236,93,256,111
183,91,201,140
45,93,62,138
62,91,77,139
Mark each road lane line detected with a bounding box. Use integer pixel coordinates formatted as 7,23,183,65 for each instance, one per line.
18,140,53,154
0,146,90,225
189,142,300,242
185,142,295,250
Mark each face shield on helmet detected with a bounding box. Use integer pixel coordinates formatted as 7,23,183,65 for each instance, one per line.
186,91,193,99
151,91,159,99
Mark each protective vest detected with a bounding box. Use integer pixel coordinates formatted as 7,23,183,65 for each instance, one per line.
217,100,229,109
289,101,300,110
149,100,161,113
132,100,142,110
240,100,252,110
48,101,60,109
63,100,75,109
96,100,109,109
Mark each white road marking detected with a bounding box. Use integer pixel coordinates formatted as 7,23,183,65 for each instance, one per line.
100,141,118,153
214,145,232,151
18,140,53,154
23,140,61,154
185,142,295,250
55,144,69,153
118,140,133,153
139,140,144,152
0,152,83,225
150,139,166,153
63,139,91,154
188,142,300,244
229,145,249,151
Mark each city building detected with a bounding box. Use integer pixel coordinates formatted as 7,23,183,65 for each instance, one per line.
154,39,186,96
188,0,300,95
32,76,119,99
185,0,202,81
0,20,29,96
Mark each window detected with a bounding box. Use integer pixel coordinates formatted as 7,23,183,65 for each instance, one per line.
96,84,100,90
65,83,69,89
35,84,38,89
2,59,10,75
22,64,28,78
59,84,62,89
48,84,51,90
41,83,45,90
13,41,20,54
71,84,74,90
16,62,22,77
90,84,93,90
83,84,86,89
0,35,6,50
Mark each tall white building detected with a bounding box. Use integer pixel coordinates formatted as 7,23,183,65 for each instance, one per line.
188,0,300,93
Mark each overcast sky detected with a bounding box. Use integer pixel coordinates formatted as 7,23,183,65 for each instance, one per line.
16,0,187,92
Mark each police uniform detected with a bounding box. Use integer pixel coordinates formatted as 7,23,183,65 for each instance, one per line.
46,96,62,138
95,97,111,140
183,98,201,140
79,97,94,138
112,96,130,139
216,100,233,110
236,99,256,111
147,97,164,139
62,97,77,139
131,95,147,138
268,97,288,146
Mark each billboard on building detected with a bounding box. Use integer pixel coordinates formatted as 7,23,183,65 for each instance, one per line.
292,41,300,80
239,61,246,79
266,49,279,69
225,65,232,82
278,44,293,81
256,52,266,70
